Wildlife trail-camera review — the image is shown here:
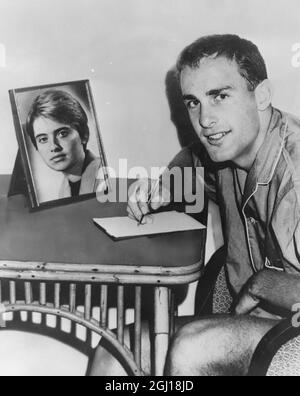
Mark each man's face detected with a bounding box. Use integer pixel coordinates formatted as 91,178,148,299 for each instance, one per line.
33,117,86,173
180,56,261,166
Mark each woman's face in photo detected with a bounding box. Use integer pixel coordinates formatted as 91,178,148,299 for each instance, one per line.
32,116,86,174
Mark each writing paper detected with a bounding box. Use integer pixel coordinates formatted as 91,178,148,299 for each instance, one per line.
93,211,205,239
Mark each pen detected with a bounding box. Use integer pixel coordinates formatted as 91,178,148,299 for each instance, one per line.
138,177,160,226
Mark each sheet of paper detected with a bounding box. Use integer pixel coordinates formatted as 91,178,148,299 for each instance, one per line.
93,211,206,239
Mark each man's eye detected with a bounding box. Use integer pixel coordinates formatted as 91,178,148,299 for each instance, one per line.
186,100,199,110
214,93,228,102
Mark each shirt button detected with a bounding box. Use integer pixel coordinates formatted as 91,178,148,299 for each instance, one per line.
248,217,256,225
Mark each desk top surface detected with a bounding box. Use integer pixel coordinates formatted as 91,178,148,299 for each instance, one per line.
0,175,205,268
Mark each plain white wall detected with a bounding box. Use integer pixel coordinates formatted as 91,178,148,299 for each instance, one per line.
0,0,300,176
0,0,300,376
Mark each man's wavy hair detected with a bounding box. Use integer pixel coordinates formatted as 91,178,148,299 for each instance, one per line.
176,34,268,91
26,89,89,150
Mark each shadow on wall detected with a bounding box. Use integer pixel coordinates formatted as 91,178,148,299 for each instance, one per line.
165,66,215,169
165,67,198,148
165,66,200,147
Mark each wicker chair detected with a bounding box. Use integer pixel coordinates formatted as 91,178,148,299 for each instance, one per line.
249,319,300,376
195,246,233,317
196,247,300,376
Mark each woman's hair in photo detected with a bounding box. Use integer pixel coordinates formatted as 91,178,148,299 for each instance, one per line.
26,89,90,149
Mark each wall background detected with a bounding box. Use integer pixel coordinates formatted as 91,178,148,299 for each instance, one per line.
0,0,299,376
0,0,300,176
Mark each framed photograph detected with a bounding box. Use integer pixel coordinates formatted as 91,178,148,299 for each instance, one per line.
9,80,109,210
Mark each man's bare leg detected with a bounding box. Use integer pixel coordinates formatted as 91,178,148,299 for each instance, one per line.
165,315,280,376
89,322,152,376
88,317,193,376
89,315,279,376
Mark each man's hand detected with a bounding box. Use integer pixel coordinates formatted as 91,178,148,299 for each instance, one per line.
234,269,300,315
234,280,260,315
127,178,171,223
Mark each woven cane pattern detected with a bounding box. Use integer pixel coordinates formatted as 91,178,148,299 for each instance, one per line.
267,336,300,376
212,266,233,314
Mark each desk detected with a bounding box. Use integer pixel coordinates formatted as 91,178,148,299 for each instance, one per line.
0,176,205,376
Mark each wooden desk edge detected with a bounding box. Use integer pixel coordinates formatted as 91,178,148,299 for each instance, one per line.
0,259,204,286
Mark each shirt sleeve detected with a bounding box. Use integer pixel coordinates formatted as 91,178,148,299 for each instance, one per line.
167,146,195,169
272,188,300,273
167,145,217,203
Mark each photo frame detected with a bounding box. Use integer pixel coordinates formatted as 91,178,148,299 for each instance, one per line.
9,80,109,210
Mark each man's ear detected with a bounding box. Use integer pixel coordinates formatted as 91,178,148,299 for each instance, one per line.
255,79,273,111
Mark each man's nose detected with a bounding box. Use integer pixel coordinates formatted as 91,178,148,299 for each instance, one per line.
199,106,217,129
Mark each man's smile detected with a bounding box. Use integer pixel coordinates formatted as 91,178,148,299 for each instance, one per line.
205,130,231,145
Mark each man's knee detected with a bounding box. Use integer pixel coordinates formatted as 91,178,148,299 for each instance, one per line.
89,341,129,376
166,316,278,376
166,319,216,375
89,321,152,376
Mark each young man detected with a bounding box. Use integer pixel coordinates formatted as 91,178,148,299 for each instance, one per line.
126,34,300,376
91,34,300,376
26,90,100,198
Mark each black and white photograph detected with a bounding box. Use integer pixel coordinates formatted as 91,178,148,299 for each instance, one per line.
0,0,300,379
9,80,109,209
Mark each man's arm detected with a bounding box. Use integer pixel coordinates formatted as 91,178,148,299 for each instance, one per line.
127,144,217,220
168,144,218,204
127,147,196,221
235,269,300,315
235,188,300,315
167,146,195,169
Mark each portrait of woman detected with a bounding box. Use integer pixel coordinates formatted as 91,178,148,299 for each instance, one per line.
26,89,101,199
10,80,109,209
